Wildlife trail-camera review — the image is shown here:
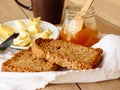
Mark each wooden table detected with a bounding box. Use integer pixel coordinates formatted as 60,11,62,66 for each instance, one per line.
0,0,120,90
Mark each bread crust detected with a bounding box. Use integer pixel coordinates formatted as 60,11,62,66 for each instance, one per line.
2,48,58,72
32,38,103,70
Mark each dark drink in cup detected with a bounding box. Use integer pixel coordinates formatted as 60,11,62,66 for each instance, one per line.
32,0,65,24
15,0,65,24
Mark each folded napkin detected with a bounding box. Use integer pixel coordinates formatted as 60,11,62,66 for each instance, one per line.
0,48,60,90
0,34,120,90
92,34,120,70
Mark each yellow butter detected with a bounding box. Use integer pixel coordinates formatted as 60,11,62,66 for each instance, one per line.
28,24,39,34
32,29,52,39
13,30,31,46
29,17,41,23
0,24,15,41
28,17,42,34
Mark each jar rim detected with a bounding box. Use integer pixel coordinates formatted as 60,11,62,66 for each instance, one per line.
65,6,95,19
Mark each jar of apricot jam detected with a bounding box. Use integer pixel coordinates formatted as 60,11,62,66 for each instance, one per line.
60,6,99,47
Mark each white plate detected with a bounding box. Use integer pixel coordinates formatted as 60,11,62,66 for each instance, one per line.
2,19,60,49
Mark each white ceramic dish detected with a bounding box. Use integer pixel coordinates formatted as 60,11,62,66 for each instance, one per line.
1,19,60,49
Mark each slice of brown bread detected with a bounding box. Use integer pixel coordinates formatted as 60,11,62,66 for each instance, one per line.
2,48,58,72
32,38,103,70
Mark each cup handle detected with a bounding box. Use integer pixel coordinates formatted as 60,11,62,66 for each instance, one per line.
15,0,32,11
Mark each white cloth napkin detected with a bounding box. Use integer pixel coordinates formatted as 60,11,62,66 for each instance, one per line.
0,34,120,90
92,34,120,70
0,48,59,90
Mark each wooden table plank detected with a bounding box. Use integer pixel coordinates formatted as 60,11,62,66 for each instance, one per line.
38,84,80,90
0,0,27,23
16,0,34,18
96,16,120,35
79,79,120,90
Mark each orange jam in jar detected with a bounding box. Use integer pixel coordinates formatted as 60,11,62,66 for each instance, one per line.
60,7,100,47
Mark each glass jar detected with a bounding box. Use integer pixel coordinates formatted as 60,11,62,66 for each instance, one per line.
60,6,99,47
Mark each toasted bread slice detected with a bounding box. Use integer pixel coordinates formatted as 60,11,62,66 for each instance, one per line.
32,38,103,70
2,48,58,72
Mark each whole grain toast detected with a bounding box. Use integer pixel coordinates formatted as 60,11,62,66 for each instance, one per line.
2,48,58,72
32,38,103,70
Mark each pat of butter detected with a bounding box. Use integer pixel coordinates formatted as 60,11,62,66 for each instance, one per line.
28,17,42,34
0,24,16,41
32,29,52,39
28,24,40,34
13,30,31,46
30,17,41,23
